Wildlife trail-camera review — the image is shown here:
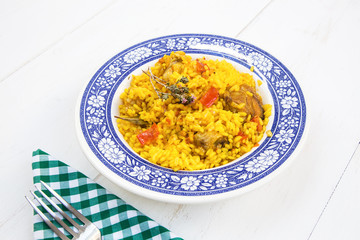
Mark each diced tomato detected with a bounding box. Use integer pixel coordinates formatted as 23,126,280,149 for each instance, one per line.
166,118,171,125
137,123,159,145
251,116,263,132
237,130,248,140
196,59,206,74
199,86,219,108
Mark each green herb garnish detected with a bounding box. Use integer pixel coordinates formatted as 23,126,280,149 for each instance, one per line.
143,69,195,105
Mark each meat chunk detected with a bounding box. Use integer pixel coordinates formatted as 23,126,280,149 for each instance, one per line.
161,52,185,81
224,84,264,119
194,131,228,150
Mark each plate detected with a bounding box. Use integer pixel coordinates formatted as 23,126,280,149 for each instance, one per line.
76,34,307,203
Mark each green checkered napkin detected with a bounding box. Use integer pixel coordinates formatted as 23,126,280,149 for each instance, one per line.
32,149,183,240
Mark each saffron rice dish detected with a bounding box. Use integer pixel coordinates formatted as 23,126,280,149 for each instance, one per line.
116,51,271,171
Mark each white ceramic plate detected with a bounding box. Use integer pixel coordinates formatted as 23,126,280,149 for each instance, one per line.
76,34,307,204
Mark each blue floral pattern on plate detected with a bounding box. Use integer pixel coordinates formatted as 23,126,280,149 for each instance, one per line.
79,34,306,196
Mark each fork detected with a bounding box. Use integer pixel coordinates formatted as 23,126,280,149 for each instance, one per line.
25,180,101,240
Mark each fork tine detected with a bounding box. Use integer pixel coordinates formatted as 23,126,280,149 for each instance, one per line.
40,180,91,225
25,196,71,240
30,190,78,237
35,185,83,231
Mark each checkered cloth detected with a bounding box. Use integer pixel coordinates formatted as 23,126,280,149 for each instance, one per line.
31,149,183,240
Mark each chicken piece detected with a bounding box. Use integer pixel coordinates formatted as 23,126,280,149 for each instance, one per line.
224,84,264,119
194,131,228,150
161,52,185,81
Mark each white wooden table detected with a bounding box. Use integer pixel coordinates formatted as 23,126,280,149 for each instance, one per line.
1,0,360,239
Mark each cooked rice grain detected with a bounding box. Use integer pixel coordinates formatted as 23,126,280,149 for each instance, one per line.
117,52,271,171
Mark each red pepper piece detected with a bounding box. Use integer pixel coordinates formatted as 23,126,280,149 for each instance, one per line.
137,123,159,145
251,116,263,132
199,86,219,108
237,130,248,140
196,59,206,74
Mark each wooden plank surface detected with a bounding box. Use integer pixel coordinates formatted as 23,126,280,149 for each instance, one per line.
0,0,359,239
309,143,360,240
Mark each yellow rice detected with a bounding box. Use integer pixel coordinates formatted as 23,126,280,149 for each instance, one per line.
117,51,271,171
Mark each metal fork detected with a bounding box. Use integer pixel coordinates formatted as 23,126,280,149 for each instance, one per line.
25,180,101,240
